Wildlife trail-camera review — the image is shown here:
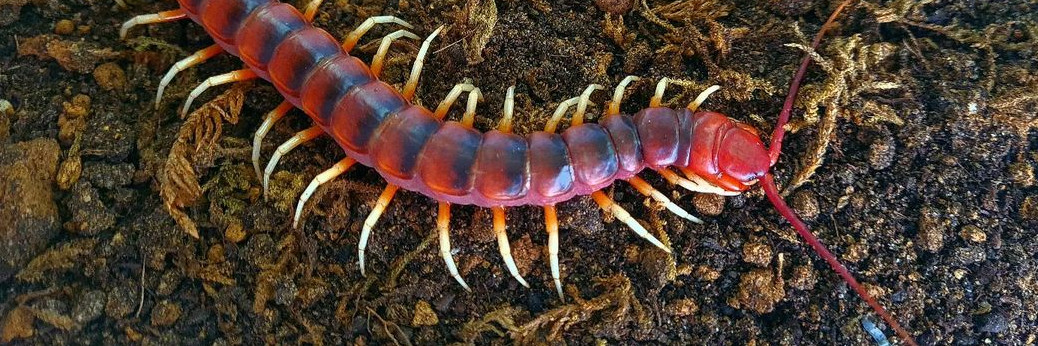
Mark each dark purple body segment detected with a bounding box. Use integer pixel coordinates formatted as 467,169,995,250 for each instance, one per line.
176,0,710,207
368,106,442,179
600,114,643,177
634,108,680,168
474,131,530,200
528,132,575,199
562,124,619,189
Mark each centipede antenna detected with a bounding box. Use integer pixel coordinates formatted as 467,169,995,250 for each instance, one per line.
761,174,914,345
359,184,400,277
607,75,640,115
253,101,294,180
370,30,420,77
433,83,476,119
157,44,224,109
342,16,414,52
119,9,187,39
649,77,670,108
627,176,703,224
493,207,530,287
498,86,516,132
768,0,856,166
402,26,443,100
301,0,325,21
180,68,258,117
460,87,483,127
571,84,606,126
590,191,671,253
263,126,323,198
438,202,471,291
760,1,916,344
293,158,357,229
544,96,581,133
687,85,721,112
544,205,563,299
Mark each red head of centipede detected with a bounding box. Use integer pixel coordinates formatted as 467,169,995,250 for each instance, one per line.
683,111,770,192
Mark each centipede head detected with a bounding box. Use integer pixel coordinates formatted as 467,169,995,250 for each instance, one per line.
684,111,771,191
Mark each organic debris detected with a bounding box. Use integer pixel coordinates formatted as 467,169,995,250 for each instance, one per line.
511,275,649,343
157,83,248,238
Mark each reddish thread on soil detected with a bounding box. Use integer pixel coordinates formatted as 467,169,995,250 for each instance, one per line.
763,0,917,344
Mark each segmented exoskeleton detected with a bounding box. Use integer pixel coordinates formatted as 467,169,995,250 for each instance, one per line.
121,0,914,343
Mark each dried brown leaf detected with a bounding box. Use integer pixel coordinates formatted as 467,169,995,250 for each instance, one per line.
15,238,99,283
157,83,248,238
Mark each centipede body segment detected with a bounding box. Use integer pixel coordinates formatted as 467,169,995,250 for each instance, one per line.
122,0,915,343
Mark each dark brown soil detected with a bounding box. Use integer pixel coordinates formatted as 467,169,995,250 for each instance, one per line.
2,0,1036,344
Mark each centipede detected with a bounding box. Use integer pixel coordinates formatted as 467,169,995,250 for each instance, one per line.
121,0,916,343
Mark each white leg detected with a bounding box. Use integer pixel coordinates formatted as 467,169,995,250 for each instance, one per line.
156,44,225,109
687,85,721,112
607,75,641,115
544,96,581,133
590,191,671,253
370,30,421,77
302,0,324,21
433,83,476,120
120,9,187,39
402,26,444,101
438,202,471,291
459,87,483,127
544,205,563,299
293,158,357,229
649,77,670,108
180,68,258,117
627,176,703,223
359,184,399,277
342,16,414,52
497,86,516,132
253,101,293,180
570,84,605,126
263,126,323,197
493,207,529,287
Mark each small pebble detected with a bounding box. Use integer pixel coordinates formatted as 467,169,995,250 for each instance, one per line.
666,299,699,317
72,290,105,326
0,99,13,116
156,270,182,296
789,265,816,290
916,207,946,252
790,190,820,221
412,300,439,327
93,62,127,91
741,242,772,267
868,137,896,170
54,19,75,35
959,225,986,243
150,300,181,327
692,193,725,216
207,244,225,263
594,0,634,14
104,284,136,319
1019,196,1038,221
1008,162,1035,187
224,223,247,243
694,265,720,282
730,268,785,313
